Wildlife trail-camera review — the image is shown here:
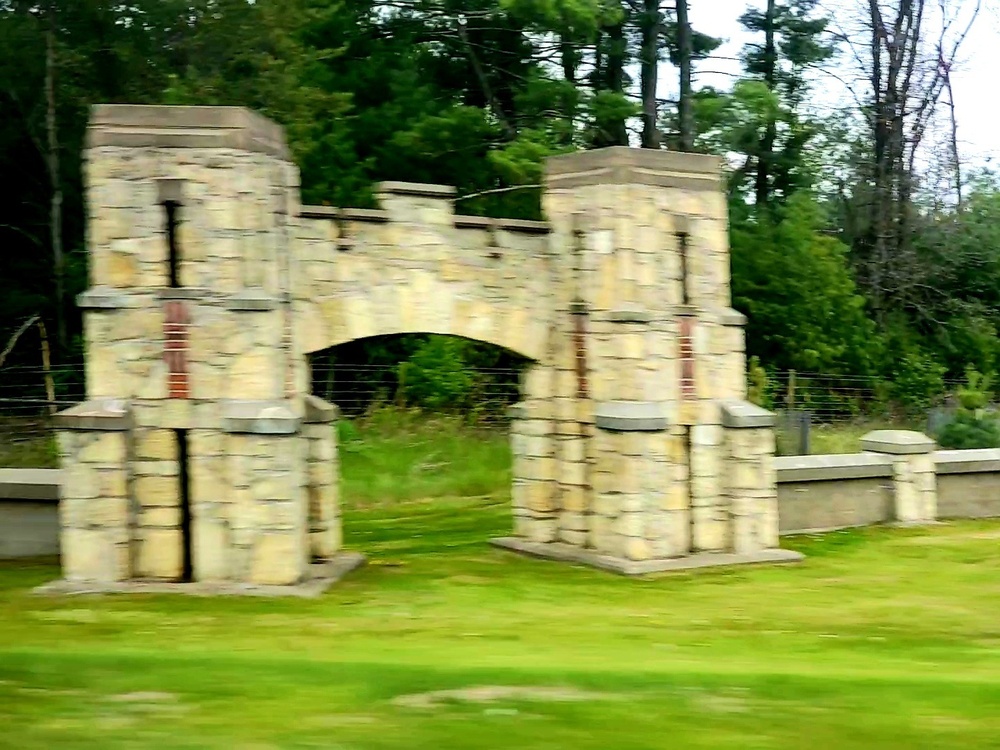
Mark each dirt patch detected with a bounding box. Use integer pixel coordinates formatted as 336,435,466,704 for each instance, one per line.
392,685,619,709
106,691,177,703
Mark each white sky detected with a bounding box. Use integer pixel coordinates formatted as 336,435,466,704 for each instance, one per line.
687,0,999,166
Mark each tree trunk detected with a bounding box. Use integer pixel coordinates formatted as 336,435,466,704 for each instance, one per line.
45,3,66,356
639,0,661,149
676,0,694,150
754,0,777,206
943,67,962,206
606,21,628,146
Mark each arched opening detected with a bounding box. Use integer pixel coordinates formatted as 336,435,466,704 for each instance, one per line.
308,334,534,560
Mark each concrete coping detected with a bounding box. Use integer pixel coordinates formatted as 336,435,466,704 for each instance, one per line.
55,399,131,431
594,401,669,432
603,305,653,324
544,146,723,191
720,400,775,429
156,288,211,300
720,308,748,326
934,448,1000,474
303,395,339,424
0,468,62,502
452,215,551,235
225,290,281,312
221,400,299,435
861,430,936,455
298,205,391,223
775,452,893,482
375,182,456,198
88,104,290,160
77,288,133,310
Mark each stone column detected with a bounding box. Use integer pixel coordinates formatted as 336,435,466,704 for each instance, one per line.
219,401,308,585
55,400,133,583
861,430,938,525
721,401,779,554
304,395,340,561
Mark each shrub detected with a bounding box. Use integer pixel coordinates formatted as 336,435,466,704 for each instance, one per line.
936,368,1000,450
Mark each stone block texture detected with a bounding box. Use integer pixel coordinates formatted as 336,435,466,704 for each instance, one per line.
58,104,784,589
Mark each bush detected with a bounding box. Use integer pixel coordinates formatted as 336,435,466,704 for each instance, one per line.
935,368,1000,450
397,337,475,411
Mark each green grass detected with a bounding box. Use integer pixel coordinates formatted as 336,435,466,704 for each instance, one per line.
3,415,1000,748
807,420,918,454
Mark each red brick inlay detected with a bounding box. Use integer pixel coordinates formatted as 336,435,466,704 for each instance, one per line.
163,300,190,399
679,316,696,399
572,307,589,398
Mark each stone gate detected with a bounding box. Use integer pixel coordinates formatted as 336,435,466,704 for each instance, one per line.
53,104,798,592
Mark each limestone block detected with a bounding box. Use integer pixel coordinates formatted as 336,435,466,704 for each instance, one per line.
78,432,127,466
62,462,100,501
647,510,690,558
141,506,181,528
691,506,728,553
193,520,230,582
557,460,587,487
134,474,180,508
560,485,588,513
62,528,129,582
624,536,651,561
136,529,184,580
249,532,305,585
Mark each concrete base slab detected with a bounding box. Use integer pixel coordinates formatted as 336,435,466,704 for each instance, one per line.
491,538,804,575
33,552,365,598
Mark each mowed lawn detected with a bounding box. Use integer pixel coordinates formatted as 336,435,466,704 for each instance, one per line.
2,414,1000,748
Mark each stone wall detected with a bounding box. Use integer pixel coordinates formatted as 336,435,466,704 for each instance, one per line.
0,469,61,558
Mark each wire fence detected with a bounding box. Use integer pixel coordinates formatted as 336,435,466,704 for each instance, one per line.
0,362,972,464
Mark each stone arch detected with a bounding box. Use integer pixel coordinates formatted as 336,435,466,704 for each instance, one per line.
53,105,791,595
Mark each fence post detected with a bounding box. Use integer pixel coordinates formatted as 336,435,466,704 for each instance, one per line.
861,430,938,525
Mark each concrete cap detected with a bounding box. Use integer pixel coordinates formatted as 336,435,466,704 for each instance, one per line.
374,182,456,198
545,146,723,191
225,290,281,312
221,400,299,435
87,104,290,160
861,430,936,455
604,305,654,324
453,215,551,234
594,401,669,432
55,399,131,431
775,453,893,482
720,400,775,429
303,395,339,424
0,468,62,501
77,288,132,310
720,308,748,327
935,448,1000,474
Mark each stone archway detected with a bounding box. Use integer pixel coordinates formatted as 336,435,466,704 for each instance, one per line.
53,104,795,594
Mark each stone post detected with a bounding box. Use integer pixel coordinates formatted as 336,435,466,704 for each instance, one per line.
721,401,779,554
861,430,938,525
55,400,133,583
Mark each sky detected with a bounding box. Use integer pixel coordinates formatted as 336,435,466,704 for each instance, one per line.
687,0,999,166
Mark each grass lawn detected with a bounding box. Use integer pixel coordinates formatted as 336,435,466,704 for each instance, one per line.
3,415,1000,748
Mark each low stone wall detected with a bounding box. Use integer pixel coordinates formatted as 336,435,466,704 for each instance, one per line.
5,445,1000,559
0,469,61,558
936,449,1000,519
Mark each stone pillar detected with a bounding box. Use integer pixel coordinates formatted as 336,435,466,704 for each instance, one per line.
509,398,558,543
861,430,938,525
304,395,340,561
722,401,779,554
55,400,133,583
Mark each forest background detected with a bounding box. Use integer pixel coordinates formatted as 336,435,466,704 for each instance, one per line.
1,0,998,424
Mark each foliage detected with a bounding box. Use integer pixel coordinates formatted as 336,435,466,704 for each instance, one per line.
398,337,476,412
731,193,879,375
936,367,1000,450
